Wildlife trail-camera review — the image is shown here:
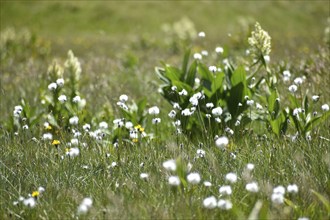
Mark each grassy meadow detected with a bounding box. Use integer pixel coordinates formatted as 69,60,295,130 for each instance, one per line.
1,2,330,220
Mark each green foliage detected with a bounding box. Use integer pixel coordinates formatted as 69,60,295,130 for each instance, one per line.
156,49,259,138
0,28,50,64
39,52,88,130
155,23,330,140
1,4,330,219
119,98,147,126
266,89,288,136
287,92,330,139
311,190,330,215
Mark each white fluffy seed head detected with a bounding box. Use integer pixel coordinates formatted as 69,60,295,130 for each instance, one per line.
287,184,298,194
273,185,285,195
119,94,128,102
218,199,233,210
321,104,329,112
168,176,180,186
140,173,149,180
215,136,229,149
245,182,259,193
162,159,177,171
212,107,223,116
203,196,217,209
246,163,255,171
187,173,201,184
225,173,237,183
219,185,232,195
148,106,160,115
271,193,284,204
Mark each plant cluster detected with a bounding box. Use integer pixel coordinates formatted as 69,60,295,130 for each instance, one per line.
2,22,329,220
156,22,329,140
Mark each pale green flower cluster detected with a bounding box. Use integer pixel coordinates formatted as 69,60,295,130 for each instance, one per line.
0,28,32,47
65,50,82,81
162,17,197,41
47,62,63,78
248,22,271,60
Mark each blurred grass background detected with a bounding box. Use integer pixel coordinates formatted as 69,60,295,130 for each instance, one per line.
1,1,329,57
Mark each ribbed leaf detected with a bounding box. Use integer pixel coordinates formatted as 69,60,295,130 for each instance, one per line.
268,89,280,120
185,60,197,87
165,66,182,82
197,63,213,82
231,66,247,87
211,72,224,95
181,49,191,77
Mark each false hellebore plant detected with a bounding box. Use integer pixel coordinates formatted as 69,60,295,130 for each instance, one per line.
155,22,329,140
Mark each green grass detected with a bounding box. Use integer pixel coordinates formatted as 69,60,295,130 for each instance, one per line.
1,124,329,219
1,2,330,220
1,1,329,56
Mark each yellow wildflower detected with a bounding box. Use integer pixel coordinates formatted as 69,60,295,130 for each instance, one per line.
134,124,144,133
32,191,39,198
134,124,141,129
132,138,139,143
52,140,60,146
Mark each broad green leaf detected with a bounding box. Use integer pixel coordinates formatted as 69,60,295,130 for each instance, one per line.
303,94,309,116
226,66,249,118
288,94,299,109
202,86,212,98
201,78,212,92
137,98,147,117
171,80,193,94
197,63,213,82
21,98,31,119
211,72,224,94
227,83,245,118
269,120,279,136
65,103,75,115
120,108,133,123
268,89,280,120
165,66,182,82
47,114,59,128
162,85,178,103
269,113,286,136
185,60,197,87
280,110,289,134
289,109,302,134
181,49,191,76
231,66,247,87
